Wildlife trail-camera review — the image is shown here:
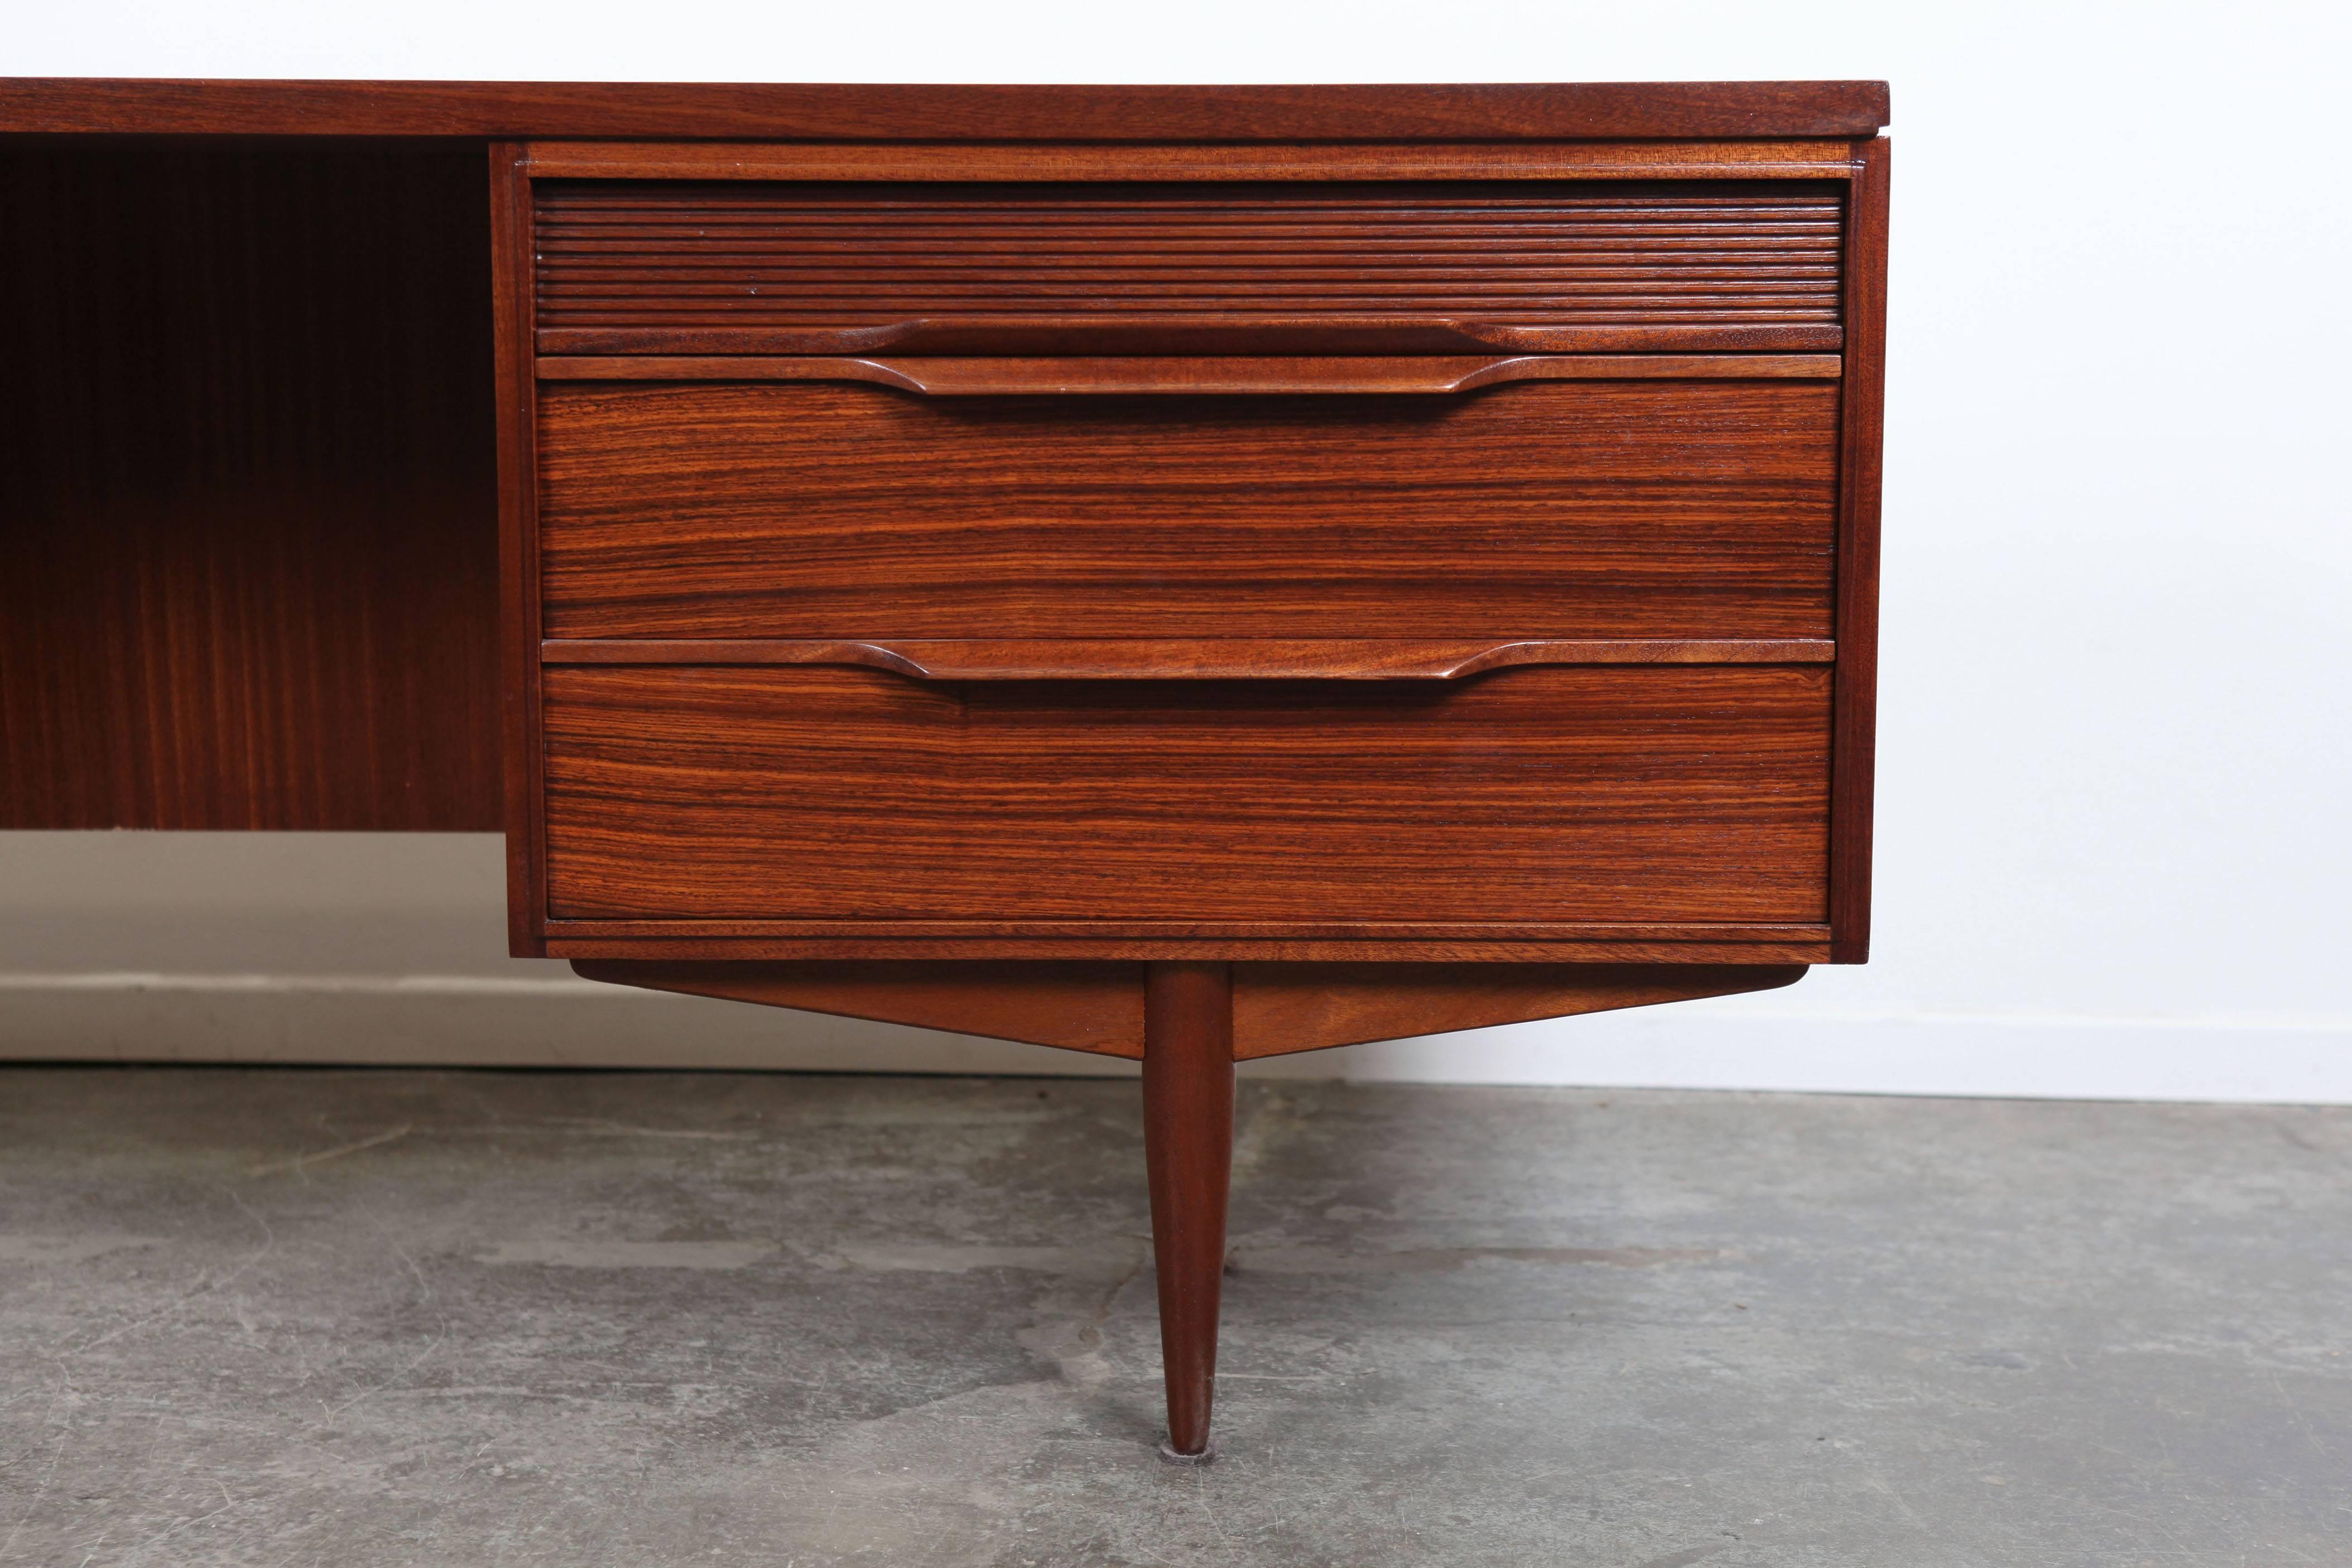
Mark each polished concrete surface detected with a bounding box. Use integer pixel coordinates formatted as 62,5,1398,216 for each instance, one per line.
2,1067,2346,1566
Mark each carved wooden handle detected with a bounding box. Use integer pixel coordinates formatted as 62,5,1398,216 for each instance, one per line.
541,638,1836,681
536,315,1848,361
537,353,1842,395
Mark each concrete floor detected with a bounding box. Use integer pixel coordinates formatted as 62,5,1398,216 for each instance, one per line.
1,1069,2346,1566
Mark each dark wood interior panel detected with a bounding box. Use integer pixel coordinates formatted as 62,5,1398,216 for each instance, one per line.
532,180,1844,355
0,141,502,830
541,663,1831,926
537,379,1838,641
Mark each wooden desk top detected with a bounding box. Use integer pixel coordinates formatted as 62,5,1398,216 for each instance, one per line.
0,78,1889,141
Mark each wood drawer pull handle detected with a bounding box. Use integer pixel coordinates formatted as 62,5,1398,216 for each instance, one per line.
540,638,1835,681
536,354,1841,395
535,314,1848,362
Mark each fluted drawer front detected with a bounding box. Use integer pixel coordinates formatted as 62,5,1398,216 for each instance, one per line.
533,180,1845,354
541,663,1832,926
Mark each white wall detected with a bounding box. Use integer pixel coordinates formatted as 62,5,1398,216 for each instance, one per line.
6,1,2349,1099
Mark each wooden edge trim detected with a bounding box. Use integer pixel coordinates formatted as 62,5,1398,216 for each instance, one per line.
1829,135,1888,964
489,142,548,958
0,81,1887,142
520,139,1867,181
541,920,1831,940
543,939,1836,964
537,638,1836,680
533,354,1843,393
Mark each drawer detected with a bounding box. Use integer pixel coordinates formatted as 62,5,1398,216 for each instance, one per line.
537,378,1838,641
532,180,1846,356
498,140,1882,964
540,663,1831,927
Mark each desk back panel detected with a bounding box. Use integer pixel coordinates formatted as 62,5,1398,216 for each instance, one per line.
0,142,502,830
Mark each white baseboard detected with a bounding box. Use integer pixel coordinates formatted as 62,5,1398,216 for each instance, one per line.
2,973,2348,1103
0,973,1149,1076
1343,1006,2352,1103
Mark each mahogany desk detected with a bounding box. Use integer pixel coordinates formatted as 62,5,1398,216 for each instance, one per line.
0,80,1888,1461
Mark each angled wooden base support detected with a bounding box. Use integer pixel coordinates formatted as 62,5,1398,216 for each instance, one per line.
569,955,1811,1459
567,958,1806,1061
1142,961,1235,1461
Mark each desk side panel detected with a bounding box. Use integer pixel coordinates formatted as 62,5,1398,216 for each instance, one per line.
1829,138,1888,963
492,142,550,953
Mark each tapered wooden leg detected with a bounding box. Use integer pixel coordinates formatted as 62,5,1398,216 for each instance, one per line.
1142,960,1235,1463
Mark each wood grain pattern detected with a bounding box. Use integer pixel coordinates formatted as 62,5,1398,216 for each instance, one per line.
537,638,1834,680
0,141,500,831
537,379,1839,642
1142,961,1235,1460
1831,138,1889,964
532,180,1844,357
0,80,1892,141
523,141,1865,185
535,354,1844,394
538,663,1831,927
1230,962,1808,1057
